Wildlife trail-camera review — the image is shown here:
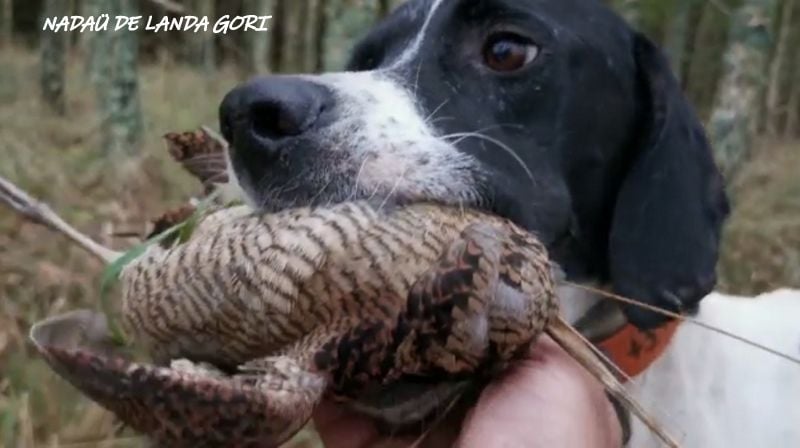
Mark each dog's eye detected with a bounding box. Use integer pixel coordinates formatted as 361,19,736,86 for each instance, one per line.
482,33,538,72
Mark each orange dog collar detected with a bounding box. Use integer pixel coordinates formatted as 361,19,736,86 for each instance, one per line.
596,320,680,378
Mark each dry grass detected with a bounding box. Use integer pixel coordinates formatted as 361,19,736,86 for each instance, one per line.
717,140,800,295
0,44,798,447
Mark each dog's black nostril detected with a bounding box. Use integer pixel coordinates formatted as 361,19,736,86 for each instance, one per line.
250,101,303,141
242,76,328,145
219,76,331,171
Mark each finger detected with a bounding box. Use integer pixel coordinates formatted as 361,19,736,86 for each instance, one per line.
456,337,622,448
313,400,382,448
313,399,463,448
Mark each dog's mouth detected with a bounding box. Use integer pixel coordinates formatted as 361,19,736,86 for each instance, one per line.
228,145,494,218
243,176,492,221
171,127,523,232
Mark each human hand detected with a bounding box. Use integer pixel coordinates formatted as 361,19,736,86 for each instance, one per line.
313,336,623,448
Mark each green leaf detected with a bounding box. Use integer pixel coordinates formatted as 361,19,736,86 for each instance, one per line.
99,226,177,345
99,190,224,345
177,208,201,244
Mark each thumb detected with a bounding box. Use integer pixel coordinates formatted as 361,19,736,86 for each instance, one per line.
456,337,622,448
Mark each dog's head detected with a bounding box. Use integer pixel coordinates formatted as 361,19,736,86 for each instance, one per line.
219,0,729,328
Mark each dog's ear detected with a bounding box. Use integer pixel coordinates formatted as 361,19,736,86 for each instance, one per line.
608,34,729,329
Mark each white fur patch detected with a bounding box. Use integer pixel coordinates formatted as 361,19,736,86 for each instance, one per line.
390,0,446,68
629,289,800,447
301,70,481,204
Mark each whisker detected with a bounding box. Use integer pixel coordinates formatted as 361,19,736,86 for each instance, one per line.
412,60,424,98
428,116,456,125
424,99,450,125
255,172,291,210
348,156,371,201
377,167,410,212
309,176,335,204
444,131,537,188
439,123,525,140
366,183,383,202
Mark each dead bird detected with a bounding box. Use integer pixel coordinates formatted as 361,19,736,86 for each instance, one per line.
29,200,676,447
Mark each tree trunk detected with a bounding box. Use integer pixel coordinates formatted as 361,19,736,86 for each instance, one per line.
40,0,69,115
110,0,143,155
313,0,327,72
302,0,318,72
765,0,795,137
708,0,779,179
86,0,109,83
93,0,143,157
277,0,300,72
188,0,216,73
245,0,272,74
785,48,800,138
76,0,97,55
663,0,695,83
377,0,391,20
322,0,382,70
89,0,116,99
786,84,800,138
677,1,705,86
269,0,286,72
288,0,309,72
0,0,12,47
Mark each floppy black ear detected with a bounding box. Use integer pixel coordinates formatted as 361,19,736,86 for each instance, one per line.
609,34,729,329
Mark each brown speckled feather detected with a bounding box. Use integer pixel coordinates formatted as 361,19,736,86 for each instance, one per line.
164,129,229,193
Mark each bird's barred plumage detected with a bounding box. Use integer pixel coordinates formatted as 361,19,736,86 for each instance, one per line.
122,201,556,368
33,200,559,447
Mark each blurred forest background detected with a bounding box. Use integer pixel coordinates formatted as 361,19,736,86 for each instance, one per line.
0,0,799,446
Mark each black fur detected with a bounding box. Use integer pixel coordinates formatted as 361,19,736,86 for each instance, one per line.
219,0,729,329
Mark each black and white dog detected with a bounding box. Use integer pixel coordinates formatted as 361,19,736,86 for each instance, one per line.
220,0,728,331
219,0,733,441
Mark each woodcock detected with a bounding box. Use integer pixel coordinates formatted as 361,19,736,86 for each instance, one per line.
31,200,564,447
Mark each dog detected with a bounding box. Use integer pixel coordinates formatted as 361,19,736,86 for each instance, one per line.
219,0,731,444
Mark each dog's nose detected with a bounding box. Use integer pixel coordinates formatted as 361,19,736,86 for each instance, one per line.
219,76,329,160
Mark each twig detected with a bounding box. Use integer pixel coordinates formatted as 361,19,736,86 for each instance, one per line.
0,175,121,264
